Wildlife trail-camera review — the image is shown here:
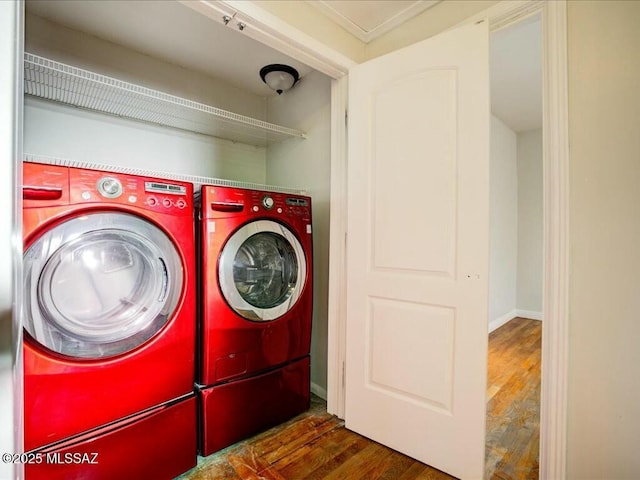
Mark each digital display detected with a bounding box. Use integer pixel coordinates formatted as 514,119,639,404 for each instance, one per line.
145,181,187,195
285,198,308,207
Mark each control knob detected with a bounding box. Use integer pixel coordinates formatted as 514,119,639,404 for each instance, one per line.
97,177,123,199
262,195,274,210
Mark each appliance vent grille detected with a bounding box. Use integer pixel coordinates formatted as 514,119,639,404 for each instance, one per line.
23,53,306,147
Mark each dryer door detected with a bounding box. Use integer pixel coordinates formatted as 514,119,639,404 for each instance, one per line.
24,212,184,359
219,220,307,321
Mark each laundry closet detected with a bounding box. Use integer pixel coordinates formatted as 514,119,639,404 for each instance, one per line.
19,1,333,477
23,0,332,394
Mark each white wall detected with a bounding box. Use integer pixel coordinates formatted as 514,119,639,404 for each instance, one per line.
516,129,543,317
24,98,266,183
568,1,640,477
489,115,518,332
265,70,332,399
489,120,542,332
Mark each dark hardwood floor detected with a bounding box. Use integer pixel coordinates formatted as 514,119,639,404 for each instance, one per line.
179,318,541,480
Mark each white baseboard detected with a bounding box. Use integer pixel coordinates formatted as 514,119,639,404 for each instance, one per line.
310,382,327,400
516,309,544,321
489,309,517,333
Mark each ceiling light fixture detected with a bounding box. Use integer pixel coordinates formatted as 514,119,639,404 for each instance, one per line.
259,64,300,95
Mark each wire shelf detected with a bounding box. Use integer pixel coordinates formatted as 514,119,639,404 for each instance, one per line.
24,53,306,147
24,153,307,195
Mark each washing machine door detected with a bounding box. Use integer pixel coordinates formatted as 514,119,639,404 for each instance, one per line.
218,219,307,321
23,212,184,359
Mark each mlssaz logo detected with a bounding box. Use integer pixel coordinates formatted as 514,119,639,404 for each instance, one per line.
46,452,99,464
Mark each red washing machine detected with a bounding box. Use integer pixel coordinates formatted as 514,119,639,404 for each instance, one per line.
22,162,197,479
197,185,312,455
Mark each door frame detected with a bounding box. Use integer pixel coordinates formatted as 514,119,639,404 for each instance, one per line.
2,1,23,479
452,3,569,478
325,9,568,480
204,0,568,477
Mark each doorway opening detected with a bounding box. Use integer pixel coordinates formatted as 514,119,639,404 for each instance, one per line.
487,12,542,478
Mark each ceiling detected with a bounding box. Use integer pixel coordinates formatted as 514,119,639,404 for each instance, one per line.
308,0,440,43
25,0,541,132
490,15,542,132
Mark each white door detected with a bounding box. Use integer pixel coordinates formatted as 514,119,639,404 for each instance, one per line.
345,21,490,479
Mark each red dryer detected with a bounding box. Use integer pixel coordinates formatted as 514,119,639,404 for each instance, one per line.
22,162,197,479
197,185,313,455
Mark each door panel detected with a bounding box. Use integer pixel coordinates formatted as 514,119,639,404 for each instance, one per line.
346,21,490,479
372,68,457,276
368,298,454,411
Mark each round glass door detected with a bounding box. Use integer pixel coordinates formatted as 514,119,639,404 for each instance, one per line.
24,212,183,359
219,220,306,321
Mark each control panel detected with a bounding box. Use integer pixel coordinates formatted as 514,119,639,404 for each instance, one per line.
68,168,192,214
204,186,311,224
